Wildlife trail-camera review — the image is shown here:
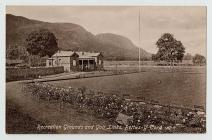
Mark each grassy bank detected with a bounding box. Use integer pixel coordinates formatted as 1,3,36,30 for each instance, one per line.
6,98,56,134
6,82,117,134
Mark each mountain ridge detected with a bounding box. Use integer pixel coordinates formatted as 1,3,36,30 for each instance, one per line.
6,14,151,60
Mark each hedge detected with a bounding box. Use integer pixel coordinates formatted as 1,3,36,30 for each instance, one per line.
6,66,64,82
23,82,206,133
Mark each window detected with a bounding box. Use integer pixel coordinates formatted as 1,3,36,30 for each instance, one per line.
73,60,76,66
99,60,101,65
49,61,52,66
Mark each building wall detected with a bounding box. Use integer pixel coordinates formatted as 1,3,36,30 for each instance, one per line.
46,59,54,67
96,55,104,70
70,56,79,71
55,56,70,72
48,56,79,72
46,52,104,71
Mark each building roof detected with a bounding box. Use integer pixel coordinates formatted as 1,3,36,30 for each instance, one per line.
52,51,77,57
52,51,102,58
76,52,102,57
79,56,95,59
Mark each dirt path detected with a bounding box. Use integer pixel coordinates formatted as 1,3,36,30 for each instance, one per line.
23,71,110,83
6,81,117,134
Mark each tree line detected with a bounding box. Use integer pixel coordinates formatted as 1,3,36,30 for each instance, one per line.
6,29,206,66
152,33,206,66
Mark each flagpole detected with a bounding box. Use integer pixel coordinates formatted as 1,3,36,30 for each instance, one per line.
138,9,141,72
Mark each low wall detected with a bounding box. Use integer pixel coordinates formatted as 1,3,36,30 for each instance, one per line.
6,66,64,82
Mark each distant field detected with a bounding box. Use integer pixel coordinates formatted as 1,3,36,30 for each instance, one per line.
104,61,155,67
104,60,203,72
104,60,193,67
48,67,206,109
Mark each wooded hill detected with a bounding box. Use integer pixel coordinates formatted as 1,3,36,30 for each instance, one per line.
6,14,151,60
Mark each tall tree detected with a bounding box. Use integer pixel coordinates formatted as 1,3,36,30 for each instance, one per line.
154,33,185,63
193,54,206,65
25,29,58,57
6,48,19,60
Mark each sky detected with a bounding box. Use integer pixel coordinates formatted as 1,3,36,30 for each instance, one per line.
6,6,206,55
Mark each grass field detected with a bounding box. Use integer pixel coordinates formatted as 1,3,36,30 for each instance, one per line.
6,66,206,133
104,60,204,72
48,68,206,109
104,60,194,67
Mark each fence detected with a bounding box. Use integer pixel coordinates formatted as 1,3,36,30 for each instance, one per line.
6,66,64,82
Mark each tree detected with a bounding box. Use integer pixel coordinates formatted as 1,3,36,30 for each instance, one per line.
151,54,158,61
6,48,19,60
25,29,58,57
193,54,206,65
154,33,185,64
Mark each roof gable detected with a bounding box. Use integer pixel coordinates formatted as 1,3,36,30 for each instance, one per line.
51,51,103,58
52,51,78,57
76,52,102,57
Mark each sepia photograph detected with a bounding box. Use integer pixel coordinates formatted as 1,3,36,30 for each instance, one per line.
5,6,206,134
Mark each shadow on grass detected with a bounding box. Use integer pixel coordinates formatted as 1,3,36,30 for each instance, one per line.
6,99,57,134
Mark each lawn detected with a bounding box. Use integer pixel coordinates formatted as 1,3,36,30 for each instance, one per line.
6,82,116,133
47,69,206,109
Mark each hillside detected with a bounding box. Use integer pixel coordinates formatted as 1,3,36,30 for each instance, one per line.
6,14,151,60
96,33,151,60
